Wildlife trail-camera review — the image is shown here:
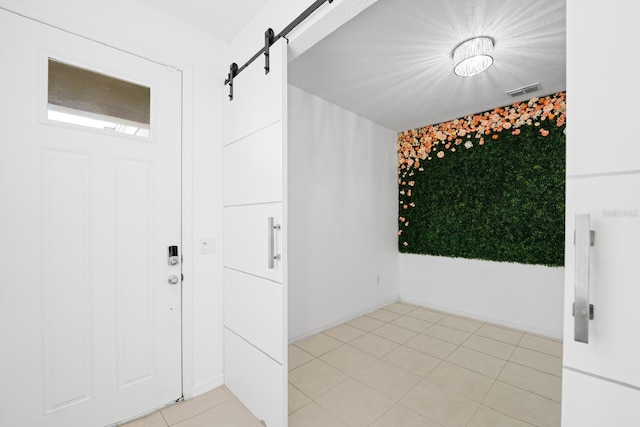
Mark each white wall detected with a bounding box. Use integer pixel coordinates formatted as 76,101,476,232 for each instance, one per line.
399,254,564,338
287,85,399,341
0,0,228,398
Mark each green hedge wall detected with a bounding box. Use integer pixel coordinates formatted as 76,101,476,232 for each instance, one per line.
398,93,566,267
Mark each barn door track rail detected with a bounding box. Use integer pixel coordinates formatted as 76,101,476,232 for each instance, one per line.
224,0,334,100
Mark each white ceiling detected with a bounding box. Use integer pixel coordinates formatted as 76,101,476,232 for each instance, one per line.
138,0,566,133
136,0,271,42
288,0,566,131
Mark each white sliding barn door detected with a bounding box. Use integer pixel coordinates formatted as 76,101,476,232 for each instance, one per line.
223,39,288,427
0,9,183,427
563,1,640,424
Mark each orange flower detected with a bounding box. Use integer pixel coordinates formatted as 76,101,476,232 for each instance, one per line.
512,128,521,136
492,134,499,140
437,151,445,158
540,129,549,137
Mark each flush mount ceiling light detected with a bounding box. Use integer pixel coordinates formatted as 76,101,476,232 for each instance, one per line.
453,36,494,77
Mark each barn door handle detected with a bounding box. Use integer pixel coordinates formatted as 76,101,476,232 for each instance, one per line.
267,217,281,269
573,213,595,344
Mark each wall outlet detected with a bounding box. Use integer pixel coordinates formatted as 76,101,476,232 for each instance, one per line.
200,238,216,254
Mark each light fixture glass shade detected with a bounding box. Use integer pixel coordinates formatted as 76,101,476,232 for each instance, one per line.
453,37,494,77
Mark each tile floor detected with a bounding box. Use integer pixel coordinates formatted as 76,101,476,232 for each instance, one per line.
125,302,563,427
121,385,264,426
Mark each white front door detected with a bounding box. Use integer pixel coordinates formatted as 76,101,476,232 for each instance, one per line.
222,39,289,427
563,1,640,425
0,9,182,427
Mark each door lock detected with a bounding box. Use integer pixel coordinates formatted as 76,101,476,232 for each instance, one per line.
168,246,179,265
168,275,179,285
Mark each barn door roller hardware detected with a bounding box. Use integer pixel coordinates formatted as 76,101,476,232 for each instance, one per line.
224,0,334,100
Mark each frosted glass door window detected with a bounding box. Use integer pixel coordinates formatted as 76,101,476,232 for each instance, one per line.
47,58,150,137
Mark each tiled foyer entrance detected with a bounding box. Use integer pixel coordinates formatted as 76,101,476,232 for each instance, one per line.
125,302,562,427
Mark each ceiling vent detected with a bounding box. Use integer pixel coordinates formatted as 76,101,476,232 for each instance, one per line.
506,83,540,97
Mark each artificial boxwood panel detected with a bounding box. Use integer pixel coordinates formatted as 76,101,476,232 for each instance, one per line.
397,92,566,267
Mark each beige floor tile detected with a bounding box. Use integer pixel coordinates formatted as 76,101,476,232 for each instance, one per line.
371,323,418,344
406,307,447,323
369,404,442,427
447,347,506,378
319,344,377,375
405,334,457,359
350,333,399,358
289,402,350,427
161,387,230,425
391,316,432,333
172,399,262,427
437,315,483,333
348,315,386,332
383,345,442,377
483,381,561,427
289,383,311,415
289,345,315,371
316,378,394,427
423,324,471,345
382,302,416,315
463,335,515,360
400,379,480,427
519,333,563,358
475,324,524,345
509,347,563,377
427,361,494,402
353,359,421,401
294,333,343,357
467,405,533,427
367,309,402,322
122,412,167,427
288,359,348,399
323,323,366,343
498,362,562,402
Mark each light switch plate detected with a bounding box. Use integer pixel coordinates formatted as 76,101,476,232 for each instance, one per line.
200,238,216,254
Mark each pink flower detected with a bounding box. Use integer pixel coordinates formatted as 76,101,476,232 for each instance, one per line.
437,151,445,158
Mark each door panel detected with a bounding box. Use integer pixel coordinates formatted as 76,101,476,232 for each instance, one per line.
224,329,285,427
41,148,93,414
564,176,640,386
566,1,638,177
0,9,182,427
223,121,283,206
562,369,640,426
223,39,288,427
224,203,284,282
224,268,284,362
564,1,640,424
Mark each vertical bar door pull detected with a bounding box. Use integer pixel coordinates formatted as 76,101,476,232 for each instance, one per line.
267,217,281,269
574,213,595,343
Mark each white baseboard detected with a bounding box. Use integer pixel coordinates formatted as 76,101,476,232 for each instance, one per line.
288,297,399,344
400,297,563,340
188,374,225,399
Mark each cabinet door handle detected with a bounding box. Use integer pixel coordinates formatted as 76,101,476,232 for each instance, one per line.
574,213,595,343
